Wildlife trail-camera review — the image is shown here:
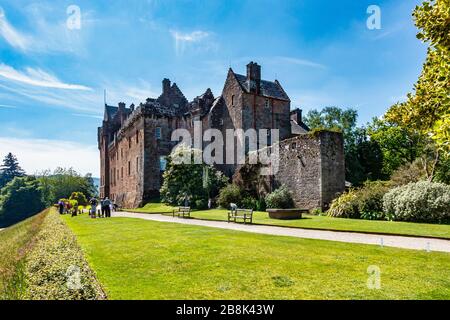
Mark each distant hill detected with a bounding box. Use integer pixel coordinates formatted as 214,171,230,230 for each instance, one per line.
92,177,100,191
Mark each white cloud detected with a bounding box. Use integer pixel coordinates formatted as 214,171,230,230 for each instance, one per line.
275,56,326,69
0,137,99,176
170,30,212,55
0,63,92,90
0,7,30,50
0,103,18,109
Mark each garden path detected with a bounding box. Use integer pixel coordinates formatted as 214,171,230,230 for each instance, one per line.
113,211,450,253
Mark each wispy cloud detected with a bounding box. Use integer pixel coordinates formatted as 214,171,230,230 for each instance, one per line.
0,63,92,90
275,56,326,69
170,30,213,55
72,113,103,120
0,7,30,50
0,103,18,109
0,5,92,55
0,136,99,176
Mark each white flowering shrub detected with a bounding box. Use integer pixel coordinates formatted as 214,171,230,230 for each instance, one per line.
383,181,450,222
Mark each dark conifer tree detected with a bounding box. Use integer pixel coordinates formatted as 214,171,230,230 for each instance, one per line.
0,153,26,189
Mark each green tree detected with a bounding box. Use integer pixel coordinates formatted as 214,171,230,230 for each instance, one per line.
304,107,358,150
304,107,385,185
383,0,449,181
35,167,97,204
160,145,228,208
0,153,25,189
368,117,424,176
69,192,88,206
0,176,46,227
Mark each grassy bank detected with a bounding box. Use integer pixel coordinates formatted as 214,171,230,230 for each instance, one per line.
64,213,450,299
0,210,46,299
0,209,105,300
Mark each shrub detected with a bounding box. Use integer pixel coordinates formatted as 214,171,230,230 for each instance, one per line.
383,181,450,222
218,184,242,209
356,181,391,217
265,185,295,209
327,189,360,218
194,199,208,210
309,208,323,216
390,159,427,186
23,210,106,299
327,181,391,220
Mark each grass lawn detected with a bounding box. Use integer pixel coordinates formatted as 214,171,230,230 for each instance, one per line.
194,210,450,239
132,207,450,239
124,202,177,214
63,213,450,299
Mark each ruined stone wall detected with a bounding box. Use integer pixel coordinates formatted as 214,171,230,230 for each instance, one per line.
318,131,346,209
234,131,345,210
271,134,323,209
272,131,345,210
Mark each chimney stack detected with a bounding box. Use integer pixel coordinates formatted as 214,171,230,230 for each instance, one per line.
246,61,261,93
162,78,171,95
290,108,303,123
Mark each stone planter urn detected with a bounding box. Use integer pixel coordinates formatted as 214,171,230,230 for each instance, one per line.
266,208,303,220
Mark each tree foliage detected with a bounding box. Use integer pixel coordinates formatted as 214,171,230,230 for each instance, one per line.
0,176,46,227
381,0,449,181
69,192,88,206
304,107,385,185
160,145,228,208
36,167,97,205
0,153,25,189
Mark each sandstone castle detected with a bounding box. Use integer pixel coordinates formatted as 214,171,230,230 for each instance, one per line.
98,62,345,209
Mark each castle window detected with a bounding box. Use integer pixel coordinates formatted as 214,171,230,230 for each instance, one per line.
159,156,167,171
136,130,139,144
231,95,235,106
155,127,162,140
136,157,139,172
128,137,131,148
121,167,123,179
128,161,131,175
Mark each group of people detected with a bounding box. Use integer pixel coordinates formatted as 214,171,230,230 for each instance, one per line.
57,201,78,216
57,197,118,218
89,197,117,218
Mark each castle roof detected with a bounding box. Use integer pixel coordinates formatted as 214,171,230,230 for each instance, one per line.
105,105,118,120
233,73,290,101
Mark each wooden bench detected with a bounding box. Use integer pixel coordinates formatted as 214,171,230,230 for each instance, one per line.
228,208,253,224
173,206,191,218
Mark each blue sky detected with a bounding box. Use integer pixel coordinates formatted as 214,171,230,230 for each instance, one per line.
0,0,426,176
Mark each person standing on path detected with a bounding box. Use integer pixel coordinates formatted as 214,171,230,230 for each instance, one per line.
58,201,64,215
103,197,112,218
89,197,98,218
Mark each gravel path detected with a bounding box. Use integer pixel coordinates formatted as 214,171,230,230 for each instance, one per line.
113,211,450,253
